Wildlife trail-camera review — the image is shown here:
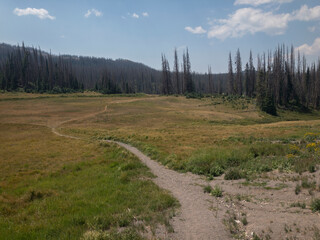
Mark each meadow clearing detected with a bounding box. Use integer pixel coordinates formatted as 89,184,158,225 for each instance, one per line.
1,92,320,239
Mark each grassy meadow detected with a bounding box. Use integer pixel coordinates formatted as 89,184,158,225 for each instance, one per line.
1,92,320,239
61,94,320,179
0,93,177,239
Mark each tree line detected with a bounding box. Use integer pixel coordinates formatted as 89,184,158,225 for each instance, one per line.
0,43,82,93
0,43,163,94
161,45,320,114
1,42,320,114
161,48,197,95
227,45,320,114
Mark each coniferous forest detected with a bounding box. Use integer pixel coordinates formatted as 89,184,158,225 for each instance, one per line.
1,42,320,114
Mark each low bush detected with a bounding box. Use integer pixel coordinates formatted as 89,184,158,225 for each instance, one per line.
224,168,243,180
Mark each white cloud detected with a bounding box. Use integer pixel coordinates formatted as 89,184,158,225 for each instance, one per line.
85,9,102,18
132,13,139,18
13,7,55,20
234,0,293,6
208,8,290,40
185,26,207,34
142,12,149,17
291,5,320,21
295,38,320,56
207,4,320,40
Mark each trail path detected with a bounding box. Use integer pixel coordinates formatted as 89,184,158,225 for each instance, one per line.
51,99,232,240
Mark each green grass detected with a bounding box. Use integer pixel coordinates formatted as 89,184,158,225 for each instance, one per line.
311,198,320,212
290,202,306,209
211,185,223,197
0,124,177,239
51,95,320,178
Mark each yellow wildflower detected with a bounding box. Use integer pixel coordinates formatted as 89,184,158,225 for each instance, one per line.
306,142,316,148
286,154,295,159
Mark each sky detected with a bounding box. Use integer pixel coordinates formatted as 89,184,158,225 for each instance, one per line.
0,0,320,73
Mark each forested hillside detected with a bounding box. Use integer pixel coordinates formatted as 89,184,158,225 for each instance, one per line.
1,42,319,114
0,43,225,94
0,43,162,93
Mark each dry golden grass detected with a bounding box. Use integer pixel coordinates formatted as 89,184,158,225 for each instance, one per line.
0,123,103,188
54,96,320,165
0,93,178,239
2,93,319,166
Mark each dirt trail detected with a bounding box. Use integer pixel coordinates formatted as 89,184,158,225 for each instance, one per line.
51,99,232,240
109,140,231,240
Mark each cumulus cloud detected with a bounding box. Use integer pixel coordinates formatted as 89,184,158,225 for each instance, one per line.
132,13,139,18
207,4,320,40
142,12,149,17
291,5,320,21
13,7,55,20
208,8,290,40
85,9,102,18
234,0,293,6
295,38,320,56
185,26,207,34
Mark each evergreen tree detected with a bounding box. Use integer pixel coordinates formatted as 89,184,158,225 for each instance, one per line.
228,52,234,95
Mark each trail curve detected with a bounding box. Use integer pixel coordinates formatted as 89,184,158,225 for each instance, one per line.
51,100,232,240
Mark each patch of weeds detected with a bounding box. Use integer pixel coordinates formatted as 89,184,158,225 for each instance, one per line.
210,165,224,177
236,194,251,202
249,144,288,158
290,202,306,209
224,168,243,180
241,216,248,226
242,181,267,188
252,232,261,240
284,224,292,233
264,183,288,190
295,184,301,195
23,190,53,202
301,177,316,189
309,164,317,173
211,185,223,198
311,198,320,212
223,211,244,238
203,185,212,194
313,226,320,240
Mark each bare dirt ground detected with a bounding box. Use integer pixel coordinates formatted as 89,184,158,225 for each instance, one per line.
109,140,232,240
51,101,320,240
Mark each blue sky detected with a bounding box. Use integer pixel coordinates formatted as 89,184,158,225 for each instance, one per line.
0,0,320,73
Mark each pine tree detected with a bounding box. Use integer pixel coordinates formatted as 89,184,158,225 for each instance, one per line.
173,48,180,94
235,49,242,95
228,52,234,95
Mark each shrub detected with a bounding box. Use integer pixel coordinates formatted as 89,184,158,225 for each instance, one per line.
311,198,320,212
249,144,288,158
224,168,242,180
308,164,316,173
210,165,224,177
